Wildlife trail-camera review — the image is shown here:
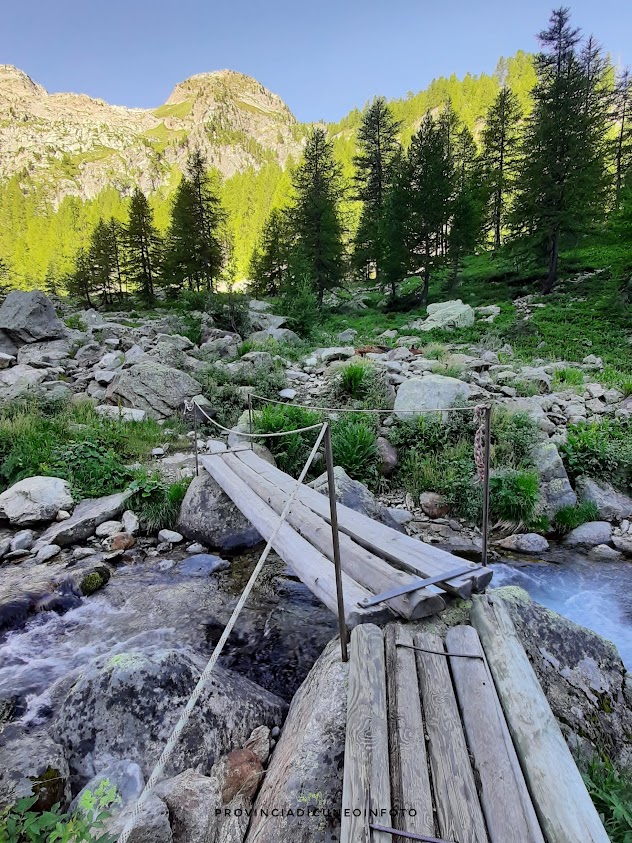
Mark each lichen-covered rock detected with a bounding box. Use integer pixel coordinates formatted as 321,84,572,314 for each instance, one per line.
495,533,549,554
40,490,131,547
106,362,201,419
394,374,471,420
0,290,65,344
52,648,286,788
412,299,475,332
494,586,632,769
311,466,404,531
531,441,577,516
0,476,73,526
576,477,632,522
0,363,48,401
0,730,71,811
245,639,348,843
106,793,173,843
564,520,613,548
79,566,111,595
177,472,261,550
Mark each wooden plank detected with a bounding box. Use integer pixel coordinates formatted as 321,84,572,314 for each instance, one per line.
235,448,492,596
385,625,435,842
413,632,489,843
446,625,545,843
471,594,610,843
341,624,391,843
221,451,445,620
200,455,391,627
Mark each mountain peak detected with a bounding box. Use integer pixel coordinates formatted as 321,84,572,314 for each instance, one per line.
0,65,46,100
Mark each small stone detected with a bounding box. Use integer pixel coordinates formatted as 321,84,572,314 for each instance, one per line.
55,510,71,521
36,544,62,562
94,370,117,386
590,544,622,559
279,388,297,400
270,725,281,739
157,529,183,544
179,554,230,576
104,532,136,551
10,529,34,552
121,510,140,535
73,546,97,560
95,520,124,538
0,352,16,368
419,491,451,519
186,542,205,554
496,533,550,554
80,566,111,595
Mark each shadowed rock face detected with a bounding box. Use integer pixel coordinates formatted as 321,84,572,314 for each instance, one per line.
105,361,201,419
495,586,632,769
0,290,65,345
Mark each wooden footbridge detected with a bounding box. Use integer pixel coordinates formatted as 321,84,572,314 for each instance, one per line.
200,442,493,627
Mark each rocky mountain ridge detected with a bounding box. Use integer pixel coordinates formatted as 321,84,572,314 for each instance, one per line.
0,64,304,204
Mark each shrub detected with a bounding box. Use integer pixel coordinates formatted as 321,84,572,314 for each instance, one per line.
255,404,322,478
489,469,540,526
338,363,372,399
491,410,539,470
128,473,191,533
513,379,541,397
280,279,321,337
46,440,131,499
583,756,632,843
553,501,600,535
179,290,251,336
197,363,287,428
561,419,632,491
331,415,379,484
64,313,87,332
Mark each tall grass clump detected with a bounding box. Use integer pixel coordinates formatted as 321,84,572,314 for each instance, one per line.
331,414,379,485
255,404,322,477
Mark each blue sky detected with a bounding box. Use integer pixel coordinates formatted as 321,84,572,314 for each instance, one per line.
3,0,630,122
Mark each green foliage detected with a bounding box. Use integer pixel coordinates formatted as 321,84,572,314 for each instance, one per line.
561,419,632,491
583,756,632,843
0,780,118,843
330,415,379,485
125,187,162,302
552,366,585,389
63,314,87,331
489,469,540,525
197,361,286,428
47,440,131,499
336,363,374,399
254,404,322,478
553,501,600,535
179,289,251,336
128,473,191,533
490,410,538,469
279,275,321,337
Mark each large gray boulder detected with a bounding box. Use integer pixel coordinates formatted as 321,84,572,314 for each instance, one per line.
52,648,286,788
40,490,131,547
0,363,48,401
495,587,632,768
106,794,173,843
106,362,201,419
311,466,403,532
495,533,549,554
576,477,632,522
17,338,71,367
531,441,577,516
177,472,261,550
248,327,301,344
0,329,18,357
0,730,71,811
0,476,73,526
0,290,65,344
564,520,613,548
394,374,471,420
245,639,348,843
412,299,475,332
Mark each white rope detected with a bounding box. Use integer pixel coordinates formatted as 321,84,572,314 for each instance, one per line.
249,393,479,414
116,422,329,843
186,400,324,438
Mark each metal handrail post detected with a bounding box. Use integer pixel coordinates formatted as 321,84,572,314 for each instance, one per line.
324,423,348,662
247,392,254,451
481,405,492,567
193,400,200,477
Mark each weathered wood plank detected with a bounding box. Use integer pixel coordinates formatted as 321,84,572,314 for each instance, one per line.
385,625,435,842
471,594,610,843
200,455,391,627
235,448,492,595
413,632,489,843
222,452,445,620
341,624,391,843
446,625,545,843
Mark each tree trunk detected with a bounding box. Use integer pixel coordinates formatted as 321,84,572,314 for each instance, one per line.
543,230,559,295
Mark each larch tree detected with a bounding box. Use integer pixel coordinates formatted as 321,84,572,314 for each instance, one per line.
352,97,401,283
249,207,289,297
480,87,523,249
88,218,118,305
613,67,632,208
125,187,161,303
290,128,345,305
380,149,412,298
511,7,610,293
448,125,485,283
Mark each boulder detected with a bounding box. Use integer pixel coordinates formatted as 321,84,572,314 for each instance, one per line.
311,347,355,363
95,404,147,422
71,760,144,812
376,436,398,477
0,476,73,526
531,441,577,516
52,648,286,787
248,327,300,344
0,290,65,344
413,299,475,332
495,587,632,768
177,472,261,550
179,554,231,576
495,533,550,554
394,374,471,420
311,466,403,531
0,364,48,401
106,793,172,843
40,490,132,547
245,639,348,843
576,477,632,522
0,329,18,357
106,362,201,419
0,730,71,811
419,491,451,519
0,352,15,368
17,338,71,367
337,328,358,343
564,521,613,548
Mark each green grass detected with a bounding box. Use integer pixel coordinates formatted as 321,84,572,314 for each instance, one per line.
560,419,632,492
583,756,632,842
153,99,193,120
553,501,600,535
128,473,191,532
552,366,586,390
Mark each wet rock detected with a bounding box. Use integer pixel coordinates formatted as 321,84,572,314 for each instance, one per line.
40,491,132,547
245,639,348,843
95,519,124,538
179,554,230,576
106,362,201,420
36,544,62,563
419,491,450,519
52,648,286,787
177,472,261,550
158,529,183,544
495,533,549,554
80,566,111,595
311,466,404,531
495,587,632,768
590,544,622,559
0,290,65,344
576,477,632,522
564,521,613,548
531,441,577,516
0,730,71,811
394,374,472,420
0,476,73,526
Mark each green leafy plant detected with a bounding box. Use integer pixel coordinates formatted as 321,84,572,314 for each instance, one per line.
489,469,540,526
338,363,372,399
63,313,87,332
255,404,321,477
583,756,632,843
491,409,539,469
46,441,131,499
128,473,191,533
561,419,632,491
552,366,585,389
553,501,600,535
331,415,379,484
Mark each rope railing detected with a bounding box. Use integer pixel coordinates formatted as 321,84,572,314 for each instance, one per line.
247,392,480,415
116,421,331,843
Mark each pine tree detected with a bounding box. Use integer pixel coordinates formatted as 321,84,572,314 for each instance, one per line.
380,150,411,298
65,247,95,307
249,207,289,296
165,150,225,292
448,126,485,283
352,97,401,282
107,218,125,300
407,112,452,304
290,128,345,305
0,258,10,299
88,218,118,305
512,7,610,293
480,87,522,248
613,67,632,207
125,188,161,303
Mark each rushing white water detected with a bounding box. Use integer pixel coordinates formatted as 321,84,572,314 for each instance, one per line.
492,556,632,669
